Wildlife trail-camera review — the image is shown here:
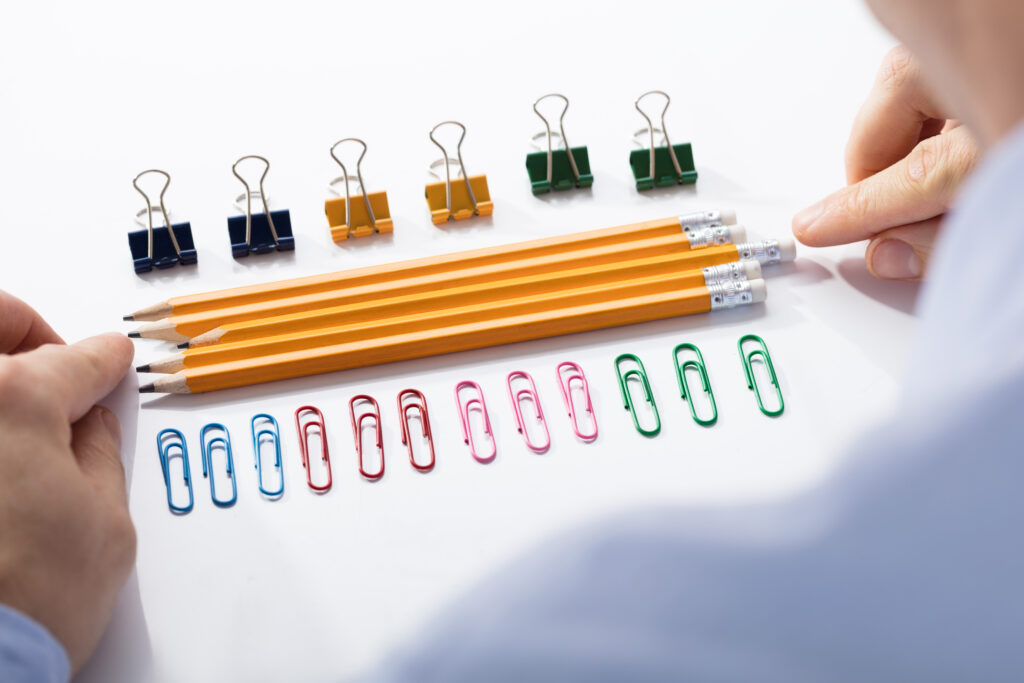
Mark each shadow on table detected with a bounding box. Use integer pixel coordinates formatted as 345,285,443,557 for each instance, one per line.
837,257,921,315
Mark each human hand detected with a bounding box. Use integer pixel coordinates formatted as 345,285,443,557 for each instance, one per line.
792,47,979,280
0,291,136,673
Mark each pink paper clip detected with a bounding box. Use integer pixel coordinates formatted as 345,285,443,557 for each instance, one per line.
398,388,435,473
506,371,550,453
455,380,496,463
349,394,384,481
556,362,598,442
294,405,333,492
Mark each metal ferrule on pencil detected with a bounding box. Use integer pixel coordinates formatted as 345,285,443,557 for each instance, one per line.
685,224,745,249
708,279,761,310
701,261,761,286
735,239,789,265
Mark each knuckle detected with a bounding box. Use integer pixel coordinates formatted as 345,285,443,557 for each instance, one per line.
879,46,916,90
838,181,877,221
905,135,971,199
0,357,47,409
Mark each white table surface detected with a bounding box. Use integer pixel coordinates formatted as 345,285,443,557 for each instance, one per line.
0,1,918,680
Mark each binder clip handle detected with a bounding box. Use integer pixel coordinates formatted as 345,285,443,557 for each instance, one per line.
329,138,378,235
133,169,181,261
232,155,279,248
429,120,478,215
532,93,581,184
634,90,682,179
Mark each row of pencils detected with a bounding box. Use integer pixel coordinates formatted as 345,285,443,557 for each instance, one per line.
127,210,796,394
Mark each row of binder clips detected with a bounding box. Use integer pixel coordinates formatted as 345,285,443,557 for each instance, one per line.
128,90,697,273
156,362,597,513
156,335,782,514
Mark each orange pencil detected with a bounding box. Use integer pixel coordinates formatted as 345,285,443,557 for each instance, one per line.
140,265,765,372
124,213,740,321
140,279,766,394
130,232,772,342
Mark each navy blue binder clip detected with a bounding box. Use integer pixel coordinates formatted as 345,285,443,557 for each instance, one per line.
128,170,198,274
228,155,294,258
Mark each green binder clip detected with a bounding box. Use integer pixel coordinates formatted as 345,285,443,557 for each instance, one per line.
629,90,698,191
614,353,661,437
672,343,717,426
738,334,784,417
525,93,593,195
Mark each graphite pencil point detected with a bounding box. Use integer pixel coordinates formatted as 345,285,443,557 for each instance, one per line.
128,331,141,339
135,364,151,373
139,383,155,393
123,315,134,321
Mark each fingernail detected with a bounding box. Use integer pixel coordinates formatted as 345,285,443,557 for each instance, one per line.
871,239,922,279
99,407,123,450
792,201,824,237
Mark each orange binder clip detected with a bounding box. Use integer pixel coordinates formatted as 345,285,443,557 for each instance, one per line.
325,138,393,241
425,121,493,225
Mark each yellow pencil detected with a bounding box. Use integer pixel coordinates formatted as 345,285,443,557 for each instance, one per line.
124,214,741,321
140,279,767,394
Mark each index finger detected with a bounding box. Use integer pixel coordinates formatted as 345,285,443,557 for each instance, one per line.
21,333,135,423
0,291,64,353
845,46,951,183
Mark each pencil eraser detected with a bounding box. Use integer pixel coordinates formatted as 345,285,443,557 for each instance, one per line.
742,261,763,280
726,224,747,243
777,238,797,262
749,279,768,303
719,208,737,225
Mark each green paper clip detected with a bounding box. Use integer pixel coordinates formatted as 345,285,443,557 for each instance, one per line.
672,343,717,426
614,353,661,437
526,93,593,195
738,334,784,417
630,90,698,191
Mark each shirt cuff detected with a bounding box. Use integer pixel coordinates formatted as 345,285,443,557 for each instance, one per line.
0,603,71,683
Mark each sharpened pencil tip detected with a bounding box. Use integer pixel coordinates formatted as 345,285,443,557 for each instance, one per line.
135,364,151,373
177,342,189,349
123,315,134,321
128,331,141,338
139,383,155,393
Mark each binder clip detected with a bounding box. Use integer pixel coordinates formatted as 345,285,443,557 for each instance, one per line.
425,121,493,224
128,169,197,274
629,90,698,191
525,93,593,195
325,138,393,241
228,155,294,258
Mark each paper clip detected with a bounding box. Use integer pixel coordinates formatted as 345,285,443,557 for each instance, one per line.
295,406,332,492
157,428,193,514
507,371,551,453
199,423,237,508
672,343,718,426
350,395,384,481
128,169,197,274
614,354,661,437
556,361,598,442
326,138,393,241
738,334,785,417
630,90,698,191
426,121,494,224
398,389,435,473
228,155,295,258
251,413,284,498
455,381,496,463
525,94,593,195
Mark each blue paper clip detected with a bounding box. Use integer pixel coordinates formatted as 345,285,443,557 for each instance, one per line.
200,423,237,507
228,155,295,258
128,170,198,274
157,428,193,514
251,414,284,498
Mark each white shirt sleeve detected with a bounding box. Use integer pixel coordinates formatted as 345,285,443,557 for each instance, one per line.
370,122,1024,682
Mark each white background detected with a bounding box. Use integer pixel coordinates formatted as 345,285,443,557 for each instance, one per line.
0,2,919,681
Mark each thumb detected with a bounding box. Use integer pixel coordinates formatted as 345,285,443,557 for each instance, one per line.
71,406,129,506
864,217,941,281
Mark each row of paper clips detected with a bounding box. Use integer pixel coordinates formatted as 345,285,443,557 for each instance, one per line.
128,89,696,273
615,334,785,436
155,363,597,514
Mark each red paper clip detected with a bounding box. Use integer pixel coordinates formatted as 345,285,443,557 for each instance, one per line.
556,362,598,442
398,389,435,473
294,405,332,492
349,395,384,481
455,380,496,463
506,371,550,453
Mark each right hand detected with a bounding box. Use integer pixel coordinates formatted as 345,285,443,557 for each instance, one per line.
0,291,136,673
792,46,979,280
